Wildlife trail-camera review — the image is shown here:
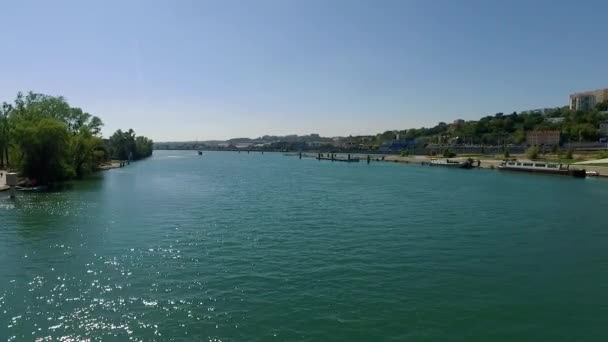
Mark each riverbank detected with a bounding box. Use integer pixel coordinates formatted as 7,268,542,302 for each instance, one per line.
96,160,124,171
0,160,133,193
299,152,608,178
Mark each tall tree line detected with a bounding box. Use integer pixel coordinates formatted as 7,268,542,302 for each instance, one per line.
108,129,153,161
0,91,153,184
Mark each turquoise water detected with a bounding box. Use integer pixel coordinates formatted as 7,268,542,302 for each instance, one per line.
1,150,608,341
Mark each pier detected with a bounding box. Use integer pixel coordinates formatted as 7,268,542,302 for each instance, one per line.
316,153,360,162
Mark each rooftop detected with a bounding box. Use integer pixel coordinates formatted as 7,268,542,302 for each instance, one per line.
569,88,608,97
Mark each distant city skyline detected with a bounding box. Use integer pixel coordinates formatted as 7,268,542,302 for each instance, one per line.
1,0,607,141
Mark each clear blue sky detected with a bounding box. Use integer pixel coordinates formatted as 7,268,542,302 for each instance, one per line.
1,0,607,141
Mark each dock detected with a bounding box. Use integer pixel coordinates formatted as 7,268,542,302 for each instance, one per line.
315,153,360,162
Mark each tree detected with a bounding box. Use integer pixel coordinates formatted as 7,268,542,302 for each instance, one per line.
0,90,156,184
88,116,103,135
573,123,598,142
526,146,540,160
1,91,110,183
566,149,573,159
0,102,13,167
443,149,456,158
110,129,136,160
16,92,71,122
109,128,153,161
70,126,105,177
12,117,73,184
135,136,153,159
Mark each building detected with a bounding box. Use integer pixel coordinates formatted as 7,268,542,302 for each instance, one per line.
235,143,252,149
569,88,608,111
307,141,329,148
547,117,564,124
520,108,558,115
600,121,608,137
378,140,417,152
526,131,560,146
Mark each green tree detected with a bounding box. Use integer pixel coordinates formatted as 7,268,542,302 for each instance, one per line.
443,149,456,158
526,146,540,160
109,129,135,160
109,129,153,161
88,116,103,135
3,91,110,182
12,117,73,184
0,90,157,184
573,123,598,142
135,136,153,159
0,102,13,167
70,126,105,177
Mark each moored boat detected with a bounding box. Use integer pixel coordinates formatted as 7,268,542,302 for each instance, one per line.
498,161,586,177
16,185,48,192
428,158,474,169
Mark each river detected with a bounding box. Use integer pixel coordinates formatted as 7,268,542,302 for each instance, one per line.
1,150,607,341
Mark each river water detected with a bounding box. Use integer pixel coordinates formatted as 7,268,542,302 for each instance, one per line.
1,150,607,341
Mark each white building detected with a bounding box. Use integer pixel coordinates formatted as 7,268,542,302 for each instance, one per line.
547,117,564,124
569,88,608,111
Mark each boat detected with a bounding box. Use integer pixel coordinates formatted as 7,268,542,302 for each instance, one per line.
586,170,600,177
427,158,474,169
498,161,586,177
198,151,203,156
16,185,48,192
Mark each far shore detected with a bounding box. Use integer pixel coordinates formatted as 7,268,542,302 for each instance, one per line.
297,152,608,178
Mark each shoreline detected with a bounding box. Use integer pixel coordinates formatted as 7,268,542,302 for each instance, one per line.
299,152,608,178
96,161,124,171
0,160,140,192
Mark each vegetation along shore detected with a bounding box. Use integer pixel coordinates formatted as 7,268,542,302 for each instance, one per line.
0,92,153,186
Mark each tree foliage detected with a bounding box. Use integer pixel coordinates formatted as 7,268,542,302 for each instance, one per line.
0,102,13,167
442,149,456,158
348,107,608,148
526,146,540,160
13,117,73,184
0,91,152,184
109,129,153,161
